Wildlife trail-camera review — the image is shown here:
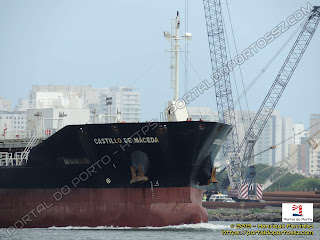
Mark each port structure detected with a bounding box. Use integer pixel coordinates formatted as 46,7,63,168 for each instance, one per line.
238,6,320,194
203,1,320,200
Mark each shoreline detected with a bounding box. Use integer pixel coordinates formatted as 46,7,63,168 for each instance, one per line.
206,207,320,222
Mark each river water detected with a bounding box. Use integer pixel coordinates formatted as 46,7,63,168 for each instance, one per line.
0,221,319,240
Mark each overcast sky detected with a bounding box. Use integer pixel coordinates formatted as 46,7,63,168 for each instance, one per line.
0,0,319,126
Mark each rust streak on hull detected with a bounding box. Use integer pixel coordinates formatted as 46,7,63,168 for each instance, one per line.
0,187,208,228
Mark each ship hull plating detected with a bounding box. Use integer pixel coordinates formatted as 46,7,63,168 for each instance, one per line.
0,121,231,228
1,187,207,229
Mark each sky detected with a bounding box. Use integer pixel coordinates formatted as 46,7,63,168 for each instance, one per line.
0,0,319,126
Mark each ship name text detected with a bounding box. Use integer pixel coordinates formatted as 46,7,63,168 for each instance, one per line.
94,137,160,145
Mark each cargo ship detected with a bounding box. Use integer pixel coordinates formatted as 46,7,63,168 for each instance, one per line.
0,12,231,231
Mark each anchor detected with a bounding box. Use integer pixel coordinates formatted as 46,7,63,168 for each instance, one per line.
130,164,149,184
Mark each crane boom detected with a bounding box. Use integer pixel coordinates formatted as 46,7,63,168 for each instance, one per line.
203,0,240,187
239,6,320,174
203,0,239,155
203,1,320,199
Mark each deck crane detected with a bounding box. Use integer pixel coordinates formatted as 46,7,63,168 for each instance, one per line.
203,1,320,200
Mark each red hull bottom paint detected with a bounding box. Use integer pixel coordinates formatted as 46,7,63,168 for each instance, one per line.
0,187,208,228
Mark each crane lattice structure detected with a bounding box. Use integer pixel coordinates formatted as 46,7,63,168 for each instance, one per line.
263,129,320,190
203,1,320,199
203,0,240,186
239,6,320,177
238,6,320,196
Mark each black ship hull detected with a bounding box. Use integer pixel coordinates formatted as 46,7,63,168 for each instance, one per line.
0,121,231,231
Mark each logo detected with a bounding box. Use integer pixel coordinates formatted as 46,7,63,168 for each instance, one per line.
282,203,313,222
292,204,303,216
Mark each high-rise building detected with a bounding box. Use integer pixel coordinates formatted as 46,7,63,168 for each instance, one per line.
309,147,320,176
99,87,141,123
293,124,307,145
234,110,255,145
234,110,274,166
29,85,90,109
0,97,28,139
307,114,320,176
299,136,310,175
27,85,92,135
288,144,300,173
254,118,273,166
310,114,320,137
187,107,218,121
14,98,30,112
28,85,141,125
270,110,282,165
0,111,27,139
0,97,11,111
282,117,294,160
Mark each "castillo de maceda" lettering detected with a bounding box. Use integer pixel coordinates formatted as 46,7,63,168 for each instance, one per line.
94,137,160,145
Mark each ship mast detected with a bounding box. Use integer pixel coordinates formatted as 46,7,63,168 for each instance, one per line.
164,11,192,121
174,11,180,101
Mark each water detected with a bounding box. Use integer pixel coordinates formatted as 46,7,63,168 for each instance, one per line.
0,221,319,240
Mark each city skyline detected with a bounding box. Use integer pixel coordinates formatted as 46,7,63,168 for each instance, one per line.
1,88,318,128
1,87,319,175
0,0,319,126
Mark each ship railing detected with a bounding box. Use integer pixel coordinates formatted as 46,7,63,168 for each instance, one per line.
0,152,27,166
21,130,40,164
0,152,13,166
14,152,25,166
0,131,40,167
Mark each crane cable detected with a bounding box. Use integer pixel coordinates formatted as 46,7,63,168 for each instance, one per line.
179,54,202,111
253,120,320,173
225,0,252,129
129,52,169,87
221,2,247,137
233,19,306,106
184,0,189,95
